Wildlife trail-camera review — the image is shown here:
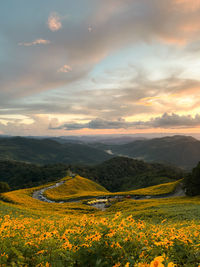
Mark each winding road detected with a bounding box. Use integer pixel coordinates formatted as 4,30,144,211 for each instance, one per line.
32,181,66,203
32,180,186,210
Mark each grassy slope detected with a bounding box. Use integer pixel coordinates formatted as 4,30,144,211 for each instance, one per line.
0,184,200,222
72,157,183,192
1,176,198,223
0,180,97,216
0,177,199,266
44,175,109,201
44,177,182,201
125,179,182,196
1,176,199,223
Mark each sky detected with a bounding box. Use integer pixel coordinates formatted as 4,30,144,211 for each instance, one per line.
1,0,200,136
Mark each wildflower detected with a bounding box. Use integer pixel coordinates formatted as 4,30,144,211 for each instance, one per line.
36,250,46,255
167,263,176,267
150,256,165,267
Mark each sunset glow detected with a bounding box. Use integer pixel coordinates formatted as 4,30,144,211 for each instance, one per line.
1,0,200,136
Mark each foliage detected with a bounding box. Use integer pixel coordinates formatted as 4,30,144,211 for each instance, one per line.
0,209,199,266
0,157,183,193
0,182,10,193
108,135,200,170
0,160,68,189
185,162,200,196
72,157,184,192
0,136,112,165
0,178,199,266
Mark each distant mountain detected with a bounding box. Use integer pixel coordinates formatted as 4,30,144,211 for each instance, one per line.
92,136,146,145
50,135,146,145
106,135,200,170
72,156,183,192
0,137,112,165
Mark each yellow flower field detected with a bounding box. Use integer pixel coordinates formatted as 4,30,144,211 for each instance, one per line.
0,211,199,266
0,177,199,266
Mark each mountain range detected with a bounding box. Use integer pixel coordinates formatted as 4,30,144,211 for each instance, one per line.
93,135,200,170
114,135,200,169
0,135,200,169
0,137,112,165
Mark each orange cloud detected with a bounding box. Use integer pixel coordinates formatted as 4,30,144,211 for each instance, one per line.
57,65,72,73
18,39,50,46
175,0,200,11
158,35,186,45
48,13,62,31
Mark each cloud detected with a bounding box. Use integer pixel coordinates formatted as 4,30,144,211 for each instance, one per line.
57,65,72,73
48,12,62,31
2,0,200,135
18,39,51,46
149,113,200,128
88,26,93,32
0,115,54,136
50,113,200,131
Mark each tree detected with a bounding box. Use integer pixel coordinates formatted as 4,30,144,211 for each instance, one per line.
0,181,10,193
185,162,200,196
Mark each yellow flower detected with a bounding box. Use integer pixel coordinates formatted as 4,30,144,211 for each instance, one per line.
136,263,149,267
36,250,45,255
150,256,165,267
167,263,176,267
125,262,130,267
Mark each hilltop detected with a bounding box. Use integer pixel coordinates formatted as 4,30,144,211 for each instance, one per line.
44,175,109,201
98,135,200,169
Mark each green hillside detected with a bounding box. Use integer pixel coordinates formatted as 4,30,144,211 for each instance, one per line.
72,157,184,192
0,137,112,165
0,156,183,192
0,160,68,189
99,135,200,169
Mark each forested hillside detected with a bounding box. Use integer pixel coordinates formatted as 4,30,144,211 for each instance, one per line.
0,137,112,165
71,157,184,191
101,135,200,169
0,157,184,192
0,160,68,189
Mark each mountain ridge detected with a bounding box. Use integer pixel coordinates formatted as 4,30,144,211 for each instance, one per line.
103,135,200,169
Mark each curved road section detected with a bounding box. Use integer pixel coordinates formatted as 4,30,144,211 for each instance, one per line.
32,180,186,210
32,181,66,203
